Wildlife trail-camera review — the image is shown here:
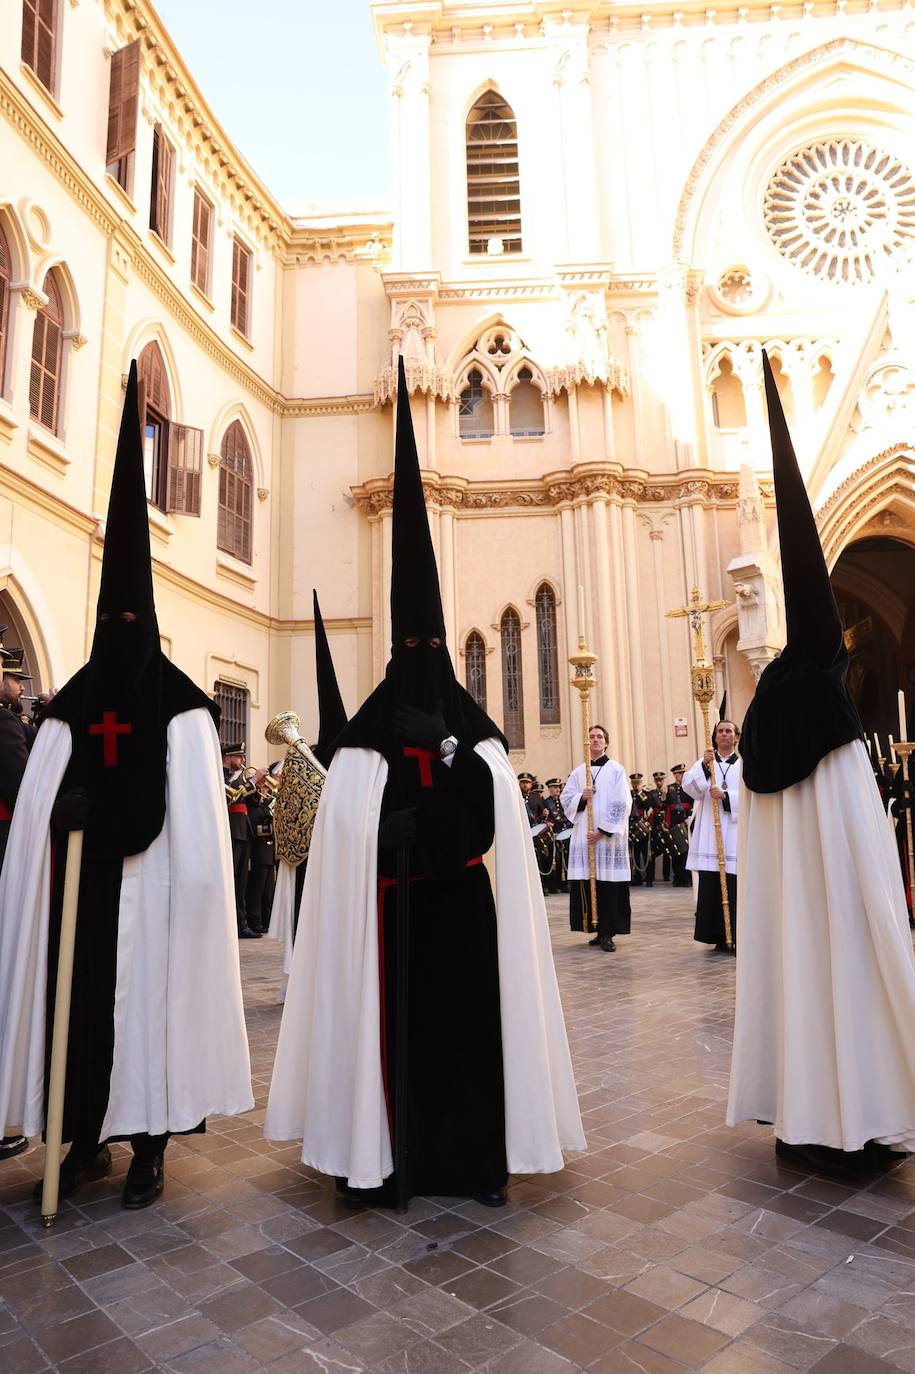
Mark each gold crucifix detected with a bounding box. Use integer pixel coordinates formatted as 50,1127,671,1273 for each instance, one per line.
667,585,735,950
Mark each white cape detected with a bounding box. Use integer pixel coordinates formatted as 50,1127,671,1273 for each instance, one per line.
265,738,585,1187
0,710,253,1139
561,759,631,881
682,755,740,874
727,739,915,1151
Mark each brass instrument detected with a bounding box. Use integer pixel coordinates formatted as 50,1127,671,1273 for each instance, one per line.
225,766,259,805
264,711,327,865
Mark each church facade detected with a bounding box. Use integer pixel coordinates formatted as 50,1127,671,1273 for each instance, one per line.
1,0,913,777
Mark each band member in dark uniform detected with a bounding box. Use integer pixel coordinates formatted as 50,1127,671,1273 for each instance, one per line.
544,778,570,893
245,780,276,934
646,770,671,882
665,764,694,887
628,773,652,886
223,742,264,939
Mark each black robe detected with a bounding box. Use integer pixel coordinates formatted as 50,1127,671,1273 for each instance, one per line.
375,741,507,1202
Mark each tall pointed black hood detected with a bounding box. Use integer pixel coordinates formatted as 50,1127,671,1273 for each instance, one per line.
334,358,505,758
312,590,347,769
390,359,445,652
740,352,862,793
46,362,217,858
718,691,728,723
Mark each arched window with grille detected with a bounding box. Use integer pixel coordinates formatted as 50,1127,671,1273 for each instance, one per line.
218,419,254,564
458,367,494,439
465,631,487,710
466,91,522,256
500,607,524,751
535,583,560,724
509,367,544,437
29,271,63,433
0,223,11,394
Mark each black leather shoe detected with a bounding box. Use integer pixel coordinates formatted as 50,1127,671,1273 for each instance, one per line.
123,1153,164,1209
0,1135,28,1161
598,936,616,952
32,1145,111,1203
239,925,259,939
473,1188,507,1208
588,935,601,946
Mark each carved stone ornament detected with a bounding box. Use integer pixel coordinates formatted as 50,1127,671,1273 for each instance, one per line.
352,466,742,516
764,138,915,284
375,298,453,405
207,451,220,470
858,359,915,429
66,332,88,352
14,282,48,312
546,293,629,396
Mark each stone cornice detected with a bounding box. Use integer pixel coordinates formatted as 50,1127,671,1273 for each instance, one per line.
351,464,756,516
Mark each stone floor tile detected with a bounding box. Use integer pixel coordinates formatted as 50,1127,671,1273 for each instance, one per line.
435,1313,523,1364
0,1334,51,1372
160,1333,260,1373
844,1312,915,1370
32,1310,122,1363
488,1292,568,1338
670,1245,746,1284
590,1344,691,1373
678,1287,764,1336
532,1264,613,1311
624,1264,709,1310
742,1314,839,1369
487,1245,565,1286
485,1337,579,1373
539,1309,623,1365
393,1286,477,1336
56,1335,154,1374
777,1288,870,1339
232,1310,321,1363
810,1345,907,1373
640,1312,731,1364
295,1285,378,1335
584,1287,667,1337
702,1343,797,1372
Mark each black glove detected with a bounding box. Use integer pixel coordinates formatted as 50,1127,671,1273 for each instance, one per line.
50,787,90,833
392,703,448,753
378,807,417,849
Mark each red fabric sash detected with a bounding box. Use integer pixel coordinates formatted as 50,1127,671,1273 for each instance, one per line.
0,801,12,821
228,803,248,815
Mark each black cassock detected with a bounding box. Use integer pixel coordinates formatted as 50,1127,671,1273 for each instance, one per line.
375,740,507,1202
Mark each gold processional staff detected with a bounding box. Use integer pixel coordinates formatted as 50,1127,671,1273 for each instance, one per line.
894,691,915,918
569,585,598,942
667,586,734,953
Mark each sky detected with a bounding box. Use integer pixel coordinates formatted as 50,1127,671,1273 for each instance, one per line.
152,0,391,213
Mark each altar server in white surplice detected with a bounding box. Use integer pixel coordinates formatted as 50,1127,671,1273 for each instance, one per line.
561,725,632,952
0,365,252,1211
727,352,915,1177
682,717,741,952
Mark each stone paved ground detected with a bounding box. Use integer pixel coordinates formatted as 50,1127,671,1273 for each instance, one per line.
4,886,915,1372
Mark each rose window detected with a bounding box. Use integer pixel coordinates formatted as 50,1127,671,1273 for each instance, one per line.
763,139,915,284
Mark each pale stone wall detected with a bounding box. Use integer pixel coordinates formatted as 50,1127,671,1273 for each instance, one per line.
3,0,915,780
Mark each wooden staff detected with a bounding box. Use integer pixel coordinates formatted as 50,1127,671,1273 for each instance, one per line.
41,830,83,1228
667,587,734,952
894,742,915,918
569,589,599,940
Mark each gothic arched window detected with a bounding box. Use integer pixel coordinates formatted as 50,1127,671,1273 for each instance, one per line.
535,583,560,724
500,607,524,750
465,631,487,710
29,270,63,433
458,367,494,439
466,91,522,256
709,354,746,429
509,367,544,437
218,419,254,564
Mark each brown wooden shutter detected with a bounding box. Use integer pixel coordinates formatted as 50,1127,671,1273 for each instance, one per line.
150,126,172,241
35,0,54,88
166,423,203,516
21,1,36,71
191,190,211,293
106,41,140,166
231,239,250,336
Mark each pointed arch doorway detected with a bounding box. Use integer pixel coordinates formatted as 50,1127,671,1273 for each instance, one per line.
830,535,915,744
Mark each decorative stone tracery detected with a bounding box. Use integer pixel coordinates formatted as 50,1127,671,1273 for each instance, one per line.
764,138,915,284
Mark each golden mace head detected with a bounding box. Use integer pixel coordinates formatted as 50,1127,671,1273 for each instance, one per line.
568,639,598,696
265,710,304,749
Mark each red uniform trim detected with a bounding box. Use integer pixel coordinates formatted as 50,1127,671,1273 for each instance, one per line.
0,801,12,821
228,803,248,815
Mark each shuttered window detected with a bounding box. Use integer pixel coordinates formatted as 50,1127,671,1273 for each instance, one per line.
230,238,251,337
500,607,525,751
22,0,56,93
218,420,253,563
465,631,487,711
0,225,10,393
191,189,212,295
29,272,63,433
466,91,522,256
149,124,173,243
214,681,249,751
166,423,202,516
106,41,140,169
535,583,560,724
136,341,201,515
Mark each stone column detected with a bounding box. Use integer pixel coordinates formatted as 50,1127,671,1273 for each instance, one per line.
621,501,648,770
548,23,599,261
559,503,581,768
608,498,635,766
388,33,432,269
439,504,457,650
590,496,620,749
647,525,675,768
